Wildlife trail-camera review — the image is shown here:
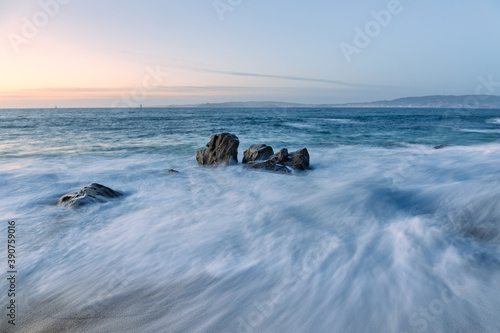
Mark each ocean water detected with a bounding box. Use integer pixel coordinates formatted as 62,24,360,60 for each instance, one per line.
1,107,500,333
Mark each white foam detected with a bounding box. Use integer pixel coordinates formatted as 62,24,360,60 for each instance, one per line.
460,128,500,133
2,146,500,332
324,118,362,124
284,122,317,129
486,117,500,125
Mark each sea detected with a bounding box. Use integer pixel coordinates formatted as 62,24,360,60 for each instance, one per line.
0,107,499,333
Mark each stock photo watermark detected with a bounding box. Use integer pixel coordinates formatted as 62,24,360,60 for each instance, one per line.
80,268,130,319
213,0,243,21
401,277,467,333
466,74,500,109
7,0,71,54
6,221,17,327
340,0,411,64
46,264,131,320
385,73,500,187
236,240,338,333
111,65,170,109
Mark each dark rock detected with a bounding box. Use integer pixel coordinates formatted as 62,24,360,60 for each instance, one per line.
58,183,122,208
242,147,311,173
243,160,291,174
433,144,450,149
196,133,239,165
167,169,179,174
242,144,274,164
269,148,289,164
267,147,310,170
284,148,310,171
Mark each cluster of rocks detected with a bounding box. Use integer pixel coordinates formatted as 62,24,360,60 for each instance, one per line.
56,133,459,210
58,133,310,209
196,132,310,174
242,145,309,174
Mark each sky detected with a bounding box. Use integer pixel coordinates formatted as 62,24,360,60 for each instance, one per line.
1,0,499,108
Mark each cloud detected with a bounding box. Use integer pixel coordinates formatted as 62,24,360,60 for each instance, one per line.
98,48,383,89
195,68,373,88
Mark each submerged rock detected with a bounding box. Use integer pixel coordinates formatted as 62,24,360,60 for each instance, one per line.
166,169,179,174
58,183,122,208
434,144,450,149
243,160,291,174
196,133,239,165
242,144,274,164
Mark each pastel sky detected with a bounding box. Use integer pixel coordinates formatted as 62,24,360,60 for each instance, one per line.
1,0,499,108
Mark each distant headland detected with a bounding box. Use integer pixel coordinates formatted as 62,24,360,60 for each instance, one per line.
164,95,500,109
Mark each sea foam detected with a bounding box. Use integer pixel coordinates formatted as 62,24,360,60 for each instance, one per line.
1,144,499,332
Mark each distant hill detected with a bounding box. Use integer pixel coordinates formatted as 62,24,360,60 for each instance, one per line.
168,101,307,108
164,95,500,108
341,95,500,108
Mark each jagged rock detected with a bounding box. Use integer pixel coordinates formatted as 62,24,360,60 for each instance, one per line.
196,133,239,165
285,148,310,171
244,147,311,173
58,183,122,208
243,160,291,174
433,144,450,149
167,169,179,174
242,144,274,164
268,148,310,171
269,148,289,164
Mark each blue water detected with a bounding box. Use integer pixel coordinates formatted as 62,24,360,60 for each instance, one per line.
1,107,500,332
1,108,500,157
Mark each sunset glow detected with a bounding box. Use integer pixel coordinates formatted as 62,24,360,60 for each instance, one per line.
2,0,500,108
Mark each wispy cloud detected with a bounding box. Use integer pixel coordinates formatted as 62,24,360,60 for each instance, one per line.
194,68,374,88
98,49,377,88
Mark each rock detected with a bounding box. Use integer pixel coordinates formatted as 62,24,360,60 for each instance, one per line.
284,148,310,171
433,144,450,149
243,160,291,174
58,183,122,208
167,169,179,174
268,148,310,170
196,133,239,165
269,148,289,164
242,144,274,164
244,147,310,173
